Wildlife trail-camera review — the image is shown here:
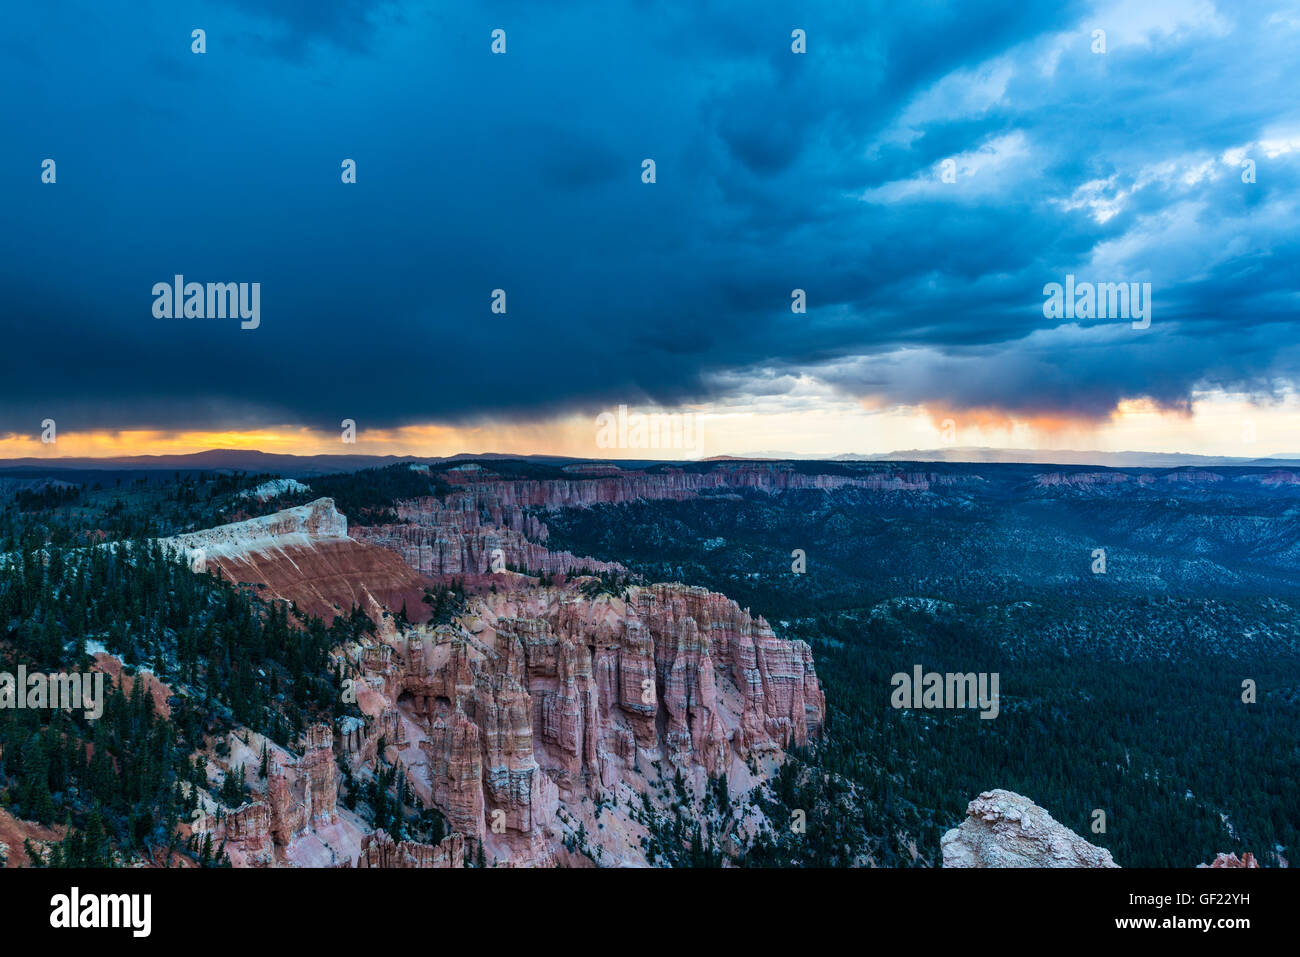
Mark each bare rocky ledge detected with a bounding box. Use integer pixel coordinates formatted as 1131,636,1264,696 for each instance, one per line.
942,789,1259,868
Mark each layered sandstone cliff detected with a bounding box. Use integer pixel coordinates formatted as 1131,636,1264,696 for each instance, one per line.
1200,852,1259,868
179,484,824,867
160,499,430,622
354,515,622,579
338,582,823,865
210,723,345,866
355,463,964,578
1034,469,1229,489
431,462,965,508
345,829,465,868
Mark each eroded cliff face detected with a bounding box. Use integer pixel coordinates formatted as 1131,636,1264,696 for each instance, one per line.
1033,469,1230,489
344,830,465,868
353,505,622,579
352,462,966,579
182,489,824,867
205,723,356,868
335,582,823,865
160,498,430,622
1200,852,1259,868
432,462,964,506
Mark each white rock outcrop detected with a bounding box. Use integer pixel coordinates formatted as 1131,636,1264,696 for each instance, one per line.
941,789,1119,868
161,497,348,561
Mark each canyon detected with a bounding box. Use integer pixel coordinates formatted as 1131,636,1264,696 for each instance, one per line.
11,458,1280,869
352,461,969,579
175,470,826,866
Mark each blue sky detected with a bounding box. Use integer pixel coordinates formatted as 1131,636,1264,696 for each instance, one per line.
2,0,1298,456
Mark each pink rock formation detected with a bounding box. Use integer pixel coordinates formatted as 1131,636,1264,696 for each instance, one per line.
346,830,465,868
354,518,621,579
1035,471,1133,488
1246,471,1300,487
217,724,341,859
1200,852,1259,868
1035,468,1226,489
431,463,963,508
161,499,431,623
223,802,273,861
296,724,339,825
185,473,826,866
340,581,822,864
355,463,964,578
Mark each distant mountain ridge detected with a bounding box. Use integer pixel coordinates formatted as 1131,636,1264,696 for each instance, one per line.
725,448,1300,468
834,447,1300,467
0,449,586,476
6,446,1300,474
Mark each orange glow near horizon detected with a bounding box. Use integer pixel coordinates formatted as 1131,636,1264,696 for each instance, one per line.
3,389,1299,461
922,406,1095,437
0,425,499,460
0,419,665,460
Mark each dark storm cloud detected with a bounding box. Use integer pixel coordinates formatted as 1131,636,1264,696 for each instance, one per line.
224,0,402,59
0,0,1297,435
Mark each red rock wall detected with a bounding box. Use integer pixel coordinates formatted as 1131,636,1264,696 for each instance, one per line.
356,582,822,863
350,830,465,868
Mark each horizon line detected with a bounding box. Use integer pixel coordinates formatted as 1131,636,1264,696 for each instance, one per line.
5,446,1300,469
